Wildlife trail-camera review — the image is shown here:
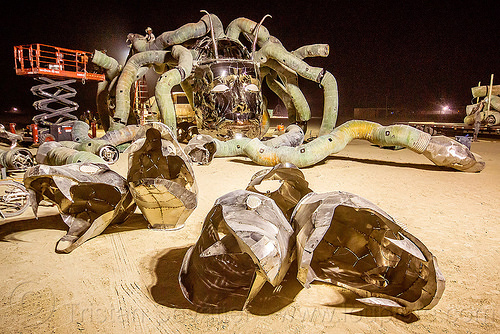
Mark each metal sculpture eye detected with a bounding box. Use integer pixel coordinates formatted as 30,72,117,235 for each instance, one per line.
244,83,259,93
211,84,230,93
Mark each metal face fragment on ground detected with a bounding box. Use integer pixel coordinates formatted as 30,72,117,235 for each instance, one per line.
246,163,312,220
292,191,445,315
179,190,294,311
127,123,198,230
24,163,136,253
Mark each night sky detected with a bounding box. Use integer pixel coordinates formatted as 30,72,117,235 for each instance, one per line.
1,0,498,124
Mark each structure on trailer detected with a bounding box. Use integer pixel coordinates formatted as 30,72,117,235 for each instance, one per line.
13,44,105,143
402,75,500,138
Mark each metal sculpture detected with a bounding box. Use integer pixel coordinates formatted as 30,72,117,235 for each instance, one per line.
179,189,294,311
90,11,484,172
23,122,199,251
93,12,336,139
181,164,444,314
293,191,444,315
126,122,198,229
24,163,136,253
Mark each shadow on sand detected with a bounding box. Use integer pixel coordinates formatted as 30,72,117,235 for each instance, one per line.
148,246,419,322
228,154,453,172
0,212,149,243
324,155,454,172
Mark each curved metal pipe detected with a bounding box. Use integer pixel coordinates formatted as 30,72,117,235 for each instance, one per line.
257,40,338,133
99,125,141,146
155,45,193,134
112,50,169,129
319,71,339,136
92,50,121,80
132,14,224,52
263,59,311,124
292,44,330,60
257,40,323,83
261,67,297,123
215,124,303,157
36,142,106,165
242,120,484,172
92,50,122,131
185,124,304,164
226,17,270,47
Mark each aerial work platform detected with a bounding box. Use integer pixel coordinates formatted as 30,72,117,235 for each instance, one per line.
13,44,106,142
14,44,104,82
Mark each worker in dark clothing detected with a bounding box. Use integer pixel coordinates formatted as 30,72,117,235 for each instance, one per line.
473,101,484,142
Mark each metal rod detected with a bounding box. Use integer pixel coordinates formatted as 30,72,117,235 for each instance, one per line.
200,10,218,59
487,74,494,115
252,14,272,60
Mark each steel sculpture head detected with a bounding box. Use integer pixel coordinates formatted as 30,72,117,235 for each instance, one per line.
191,38,265,140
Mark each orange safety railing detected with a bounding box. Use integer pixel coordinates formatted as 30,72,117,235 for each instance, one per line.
14,44,105,82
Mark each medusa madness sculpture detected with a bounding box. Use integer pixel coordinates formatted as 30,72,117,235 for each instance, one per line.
91,11,484,172
18,12,470,315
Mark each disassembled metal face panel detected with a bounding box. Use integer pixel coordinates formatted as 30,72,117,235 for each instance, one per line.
24,163,136,253
127,122,198,229
292,191,445,315
246,163,312,220
179,190,294,311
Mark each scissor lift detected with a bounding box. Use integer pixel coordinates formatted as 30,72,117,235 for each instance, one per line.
14,44,105,142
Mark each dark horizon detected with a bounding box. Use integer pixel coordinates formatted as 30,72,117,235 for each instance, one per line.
1,0,498,125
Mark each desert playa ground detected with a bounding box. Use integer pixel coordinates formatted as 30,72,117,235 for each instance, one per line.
0,127,499,333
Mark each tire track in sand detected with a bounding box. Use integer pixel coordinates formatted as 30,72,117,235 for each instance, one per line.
109,233,184,333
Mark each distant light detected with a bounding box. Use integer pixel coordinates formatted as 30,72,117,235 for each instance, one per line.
8,107,22,114
442,106,449,111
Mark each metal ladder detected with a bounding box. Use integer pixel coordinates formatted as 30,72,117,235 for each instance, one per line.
133,76,152,125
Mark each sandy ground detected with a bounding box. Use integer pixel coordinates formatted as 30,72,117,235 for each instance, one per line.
0,130,499,334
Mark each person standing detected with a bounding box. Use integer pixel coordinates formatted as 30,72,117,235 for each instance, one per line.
473,101,484,142
145,27,155,42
